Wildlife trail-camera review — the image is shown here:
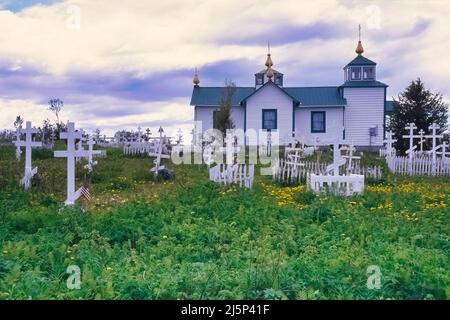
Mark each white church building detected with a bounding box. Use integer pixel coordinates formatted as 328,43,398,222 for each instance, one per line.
190,38,394,149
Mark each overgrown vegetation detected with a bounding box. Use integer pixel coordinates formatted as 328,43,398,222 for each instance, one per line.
0,146,448,300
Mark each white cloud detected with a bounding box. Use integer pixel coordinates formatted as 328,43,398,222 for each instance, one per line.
0,95,194,137
0,0,449,132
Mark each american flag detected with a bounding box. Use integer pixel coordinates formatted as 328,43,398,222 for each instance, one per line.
81,186,91,201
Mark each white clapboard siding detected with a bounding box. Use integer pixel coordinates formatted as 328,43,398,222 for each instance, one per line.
343,87,385,146
195,106,245,132
246,83,294,145
294,107,345,144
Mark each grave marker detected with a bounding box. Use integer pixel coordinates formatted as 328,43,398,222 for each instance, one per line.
13,121,42,189
84,135,103,172
54,122,90,205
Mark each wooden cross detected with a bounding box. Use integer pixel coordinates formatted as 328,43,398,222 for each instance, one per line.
402,123,419,173
341,141,360,174
13,127,23,160
402,123,418,153
417,129,426,152
425,123,443,175
219,134,242,165
84,135,103,172
383,131,397,157
436,141,449,158
327,138,347,176
176,129,183,145
149,135,170,176
13,121,42,189
54,122,90,205
137,126,142,142
146,128,151,140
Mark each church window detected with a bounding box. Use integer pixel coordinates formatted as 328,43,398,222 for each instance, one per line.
311,111,326,133
351,67,361,80
363,67,375,80
274,74,283,86
255,74,264,85
262,109,277,131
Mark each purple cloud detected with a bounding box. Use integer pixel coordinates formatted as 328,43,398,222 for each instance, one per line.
218,22,352,46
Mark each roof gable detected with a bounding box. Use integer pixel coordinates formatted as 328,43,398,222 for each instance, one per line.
346,55,376,67
240,80,299,105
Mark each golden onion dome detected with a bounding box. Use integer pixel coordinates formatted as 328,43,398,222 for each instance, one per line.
265,53,273,68
355,40,364,55
193,69,200,86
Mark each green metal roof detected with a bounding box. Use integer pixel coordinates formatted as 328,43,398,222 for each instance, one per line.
190,84,347,107
385,100,396,113
190,86,254,106
340,80,388,88
346,55,376,67
284,87,346,106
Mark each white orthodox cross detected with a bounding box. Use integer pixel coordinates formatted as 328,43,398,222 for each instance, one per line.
383,131,397,157
341,141,360,174
417,129,426,152
219,134,242,165
137,126,142,142
13,121,42,189
436,142,449,159
176,129,183,145
84,135,102,172
54,122,90,205
13,127,23,160
203,144,216,167
402,123,418,154
402,123,419,173
425,123,443,175
149,135,170,176
331,139,347,176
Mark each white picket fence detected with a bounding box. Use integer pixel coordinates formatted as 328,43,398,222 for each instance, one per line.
307,173,365,197
273,159,382,184
209,164,255,189
123,142,157,156
379,148,396,158
387,156,450,176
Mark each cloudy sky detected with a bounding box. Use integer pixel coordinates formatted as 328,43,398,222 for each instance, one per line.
0,0,449,137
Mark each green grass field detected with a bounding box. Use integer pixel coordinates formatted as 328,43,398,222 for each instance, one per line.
0,145,449,300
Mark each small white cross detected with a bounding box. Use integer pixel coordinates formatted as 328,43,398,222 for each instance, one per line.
13,121,42,189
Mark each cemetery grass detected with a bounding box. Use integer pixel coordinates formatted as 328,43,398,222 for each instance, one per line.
0,146,449,300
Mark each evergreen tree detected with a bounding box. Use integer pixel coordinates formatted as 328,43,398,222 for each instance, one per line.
389,78,448,153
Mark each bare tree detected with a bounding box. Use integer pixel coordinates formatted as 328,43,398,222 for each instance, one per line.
14,115,24,129
48,99,64,124
215,80,236,136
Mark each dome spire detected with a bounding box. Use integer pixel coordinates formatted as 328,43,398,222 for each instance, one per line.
193,67,200,87
265,41,273,68
355,24,364,55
